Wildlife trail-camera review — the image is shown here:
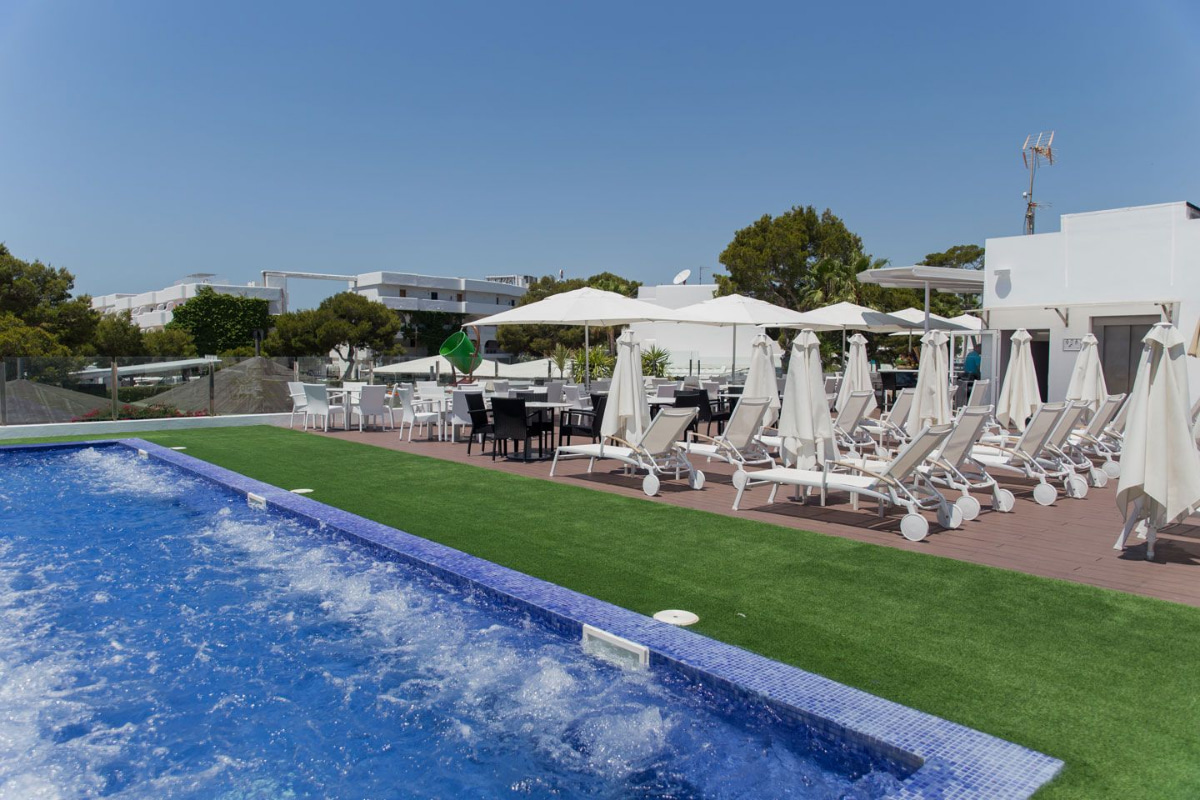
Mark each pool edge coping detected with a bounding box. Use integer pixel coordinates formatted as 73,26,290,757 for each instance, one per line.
3,438,1064,798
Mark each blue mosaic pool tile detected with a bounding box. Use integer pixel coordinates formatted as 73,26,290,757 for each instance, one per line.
0,439,1064,798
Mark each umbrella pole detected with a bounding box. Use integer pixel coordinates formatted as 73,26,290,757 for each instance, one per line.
584,324,590,389
924,282,931,333
731,327,737,381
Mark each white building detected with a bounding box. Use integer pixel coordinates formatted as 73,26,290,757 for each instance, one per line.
93,270,530,355
91,274,284,330
353,272,529,355
981,201,1199,400
630,283,776,377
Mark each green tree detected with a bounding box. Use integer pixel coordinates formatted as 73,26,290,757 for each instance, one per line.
0,243,99,350
401,311,466,356
167,287,271,355
716,206,863,310
0,312,71,358
142,327,198,358
921,244,984,270
266,293,402,377
91,311,145,356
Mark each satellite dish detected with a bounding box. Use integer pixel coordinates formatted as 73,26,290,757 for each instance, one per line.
672,269,692,285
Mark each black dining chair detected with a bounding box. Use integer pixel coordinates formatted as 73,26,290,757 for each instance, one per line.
671,390,706,436
464,392,493,456
559,394,608,446
491,397,537,461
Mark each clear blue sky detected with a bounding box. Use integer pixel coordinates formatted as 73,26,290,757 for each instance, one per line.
2,1,1196,308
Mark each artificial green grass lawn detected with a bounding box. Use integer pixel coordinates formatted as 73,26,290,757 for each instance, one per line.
8,426,1200,797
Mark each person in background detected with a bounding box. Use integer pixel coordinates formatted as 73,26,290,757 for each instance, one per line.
963,343,982,381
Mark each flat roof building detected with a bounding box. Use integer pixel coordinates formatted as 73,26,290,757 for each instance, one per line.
980,201,1200,401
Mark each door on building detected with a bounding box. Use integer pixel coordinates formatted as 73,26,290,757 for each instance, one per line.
1092,315,1160,395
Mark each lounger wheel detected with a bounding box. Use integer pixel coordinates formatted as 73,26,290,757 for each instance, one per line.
900,513,929,542
937,502,964,530
642,474,661,497
993,488,1016,513
954,494,981,522
1089,467,1109,488
1068,475,1089,499
1102,460,1121,479
1032,483,1057,506
731,469,749,491
689,470,705,490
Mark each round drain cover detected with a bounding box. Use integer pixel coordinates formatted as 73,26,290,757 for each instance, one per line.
653,609,699,626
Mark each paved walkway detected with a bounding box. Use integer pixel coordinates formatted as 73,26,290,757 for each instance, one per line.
314,427,1200,607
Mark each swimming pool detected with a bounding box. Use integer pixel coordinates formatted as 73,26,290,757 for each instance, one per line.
0,440,1061,798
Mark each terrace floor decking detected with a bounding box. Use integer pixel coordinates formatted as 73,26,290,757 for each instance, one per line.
315,428,1200,608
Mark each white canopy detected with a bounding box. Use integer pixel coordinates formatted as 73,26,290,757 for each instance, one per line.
668,293,810,326
1065,333,1108,413
1115,323,1200,559
995,329,1041,431
886,307,970,334
777,329,837,468
466,287,681,327
948,313,983,331
601,329,651,443
836,333,877,415
906,330,951,431
742,333,781,426
779,302,911,333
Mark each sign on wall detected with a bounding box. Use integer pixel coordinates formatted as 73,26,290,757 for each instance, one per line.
1062,337,1083,352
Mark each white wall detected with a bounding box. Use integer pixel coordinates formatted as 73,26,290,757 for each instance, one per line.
984,201,1200,399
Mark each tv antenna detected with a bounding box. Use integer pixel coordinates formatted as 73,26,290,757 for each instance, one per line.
1021,131,1055,235
672,269,691,285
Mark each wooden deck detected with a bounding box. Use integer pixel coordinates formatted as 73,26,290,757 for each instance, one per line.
313,427,1200,607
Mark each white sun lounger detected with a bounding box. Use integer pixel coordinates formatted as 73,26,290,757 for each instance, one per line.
923,405,1015,520
1063,393,1126,483
970,401,1073,506
676,397,773,481
733,423,959,541
834,390,879,455
860,387,915,446
549,406,702,496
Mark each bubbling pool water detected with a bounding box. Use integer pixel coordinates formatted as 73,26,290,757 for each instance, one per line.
0,447,905,798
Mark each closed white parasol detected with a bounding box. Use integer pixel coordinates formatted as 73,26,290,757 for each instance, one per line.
601,329,651,445
836,333,877,416
1065,333,1108,414
1114,323,1200,559
996,329,1041,431
742,333,781,426
906,329,951,432
777,329,837,468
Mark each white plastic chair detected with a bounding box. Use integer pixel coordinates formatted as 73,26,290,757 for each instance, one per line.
287,381,309,428
350,385,394,431
396,388,441,441
563,385,589,409
302,384,342,432
447,390,475,441
655,383,678,399
971,402,1071,506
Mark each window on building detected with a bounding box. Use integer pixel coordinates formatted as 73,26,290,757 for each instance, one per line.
457,293,463,302
430,291,438,300
398,289,407,298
